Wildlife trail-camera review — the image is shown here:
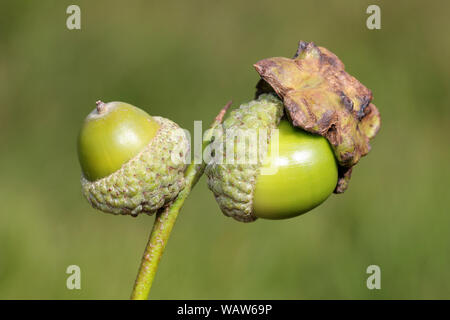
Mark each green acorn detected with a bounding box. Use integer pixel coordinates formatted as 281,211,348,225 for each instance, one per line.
78,101,189,216
205,94,338,222
206,41,381,222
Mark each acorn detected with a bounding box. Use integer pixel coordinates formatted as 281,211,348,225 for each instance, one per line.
206,41,381,222
205,94,338,222
77,101,189,216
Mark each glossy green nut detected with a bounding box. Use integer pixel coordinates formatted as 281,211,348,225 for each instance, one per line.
253,120,338,219
205,94,338,222
78,101,189,216
78,102,161,181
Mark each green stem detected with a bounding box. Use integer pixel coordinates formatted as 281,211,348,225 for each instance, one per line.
130,101,231,300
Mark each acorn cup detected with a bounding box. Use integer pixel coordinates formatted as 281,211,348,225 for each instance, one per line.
205,41,381,222
77,101,189,216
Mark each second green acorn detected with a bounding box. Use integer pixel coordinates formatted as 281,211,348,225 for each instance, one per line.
205,94,338,222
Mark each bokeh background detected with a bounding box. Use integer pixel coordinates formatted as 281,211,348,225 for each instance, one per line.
0,0,449,299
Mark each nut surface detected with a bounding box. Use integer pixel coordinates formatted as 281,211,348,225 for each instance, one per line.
77,101,161,181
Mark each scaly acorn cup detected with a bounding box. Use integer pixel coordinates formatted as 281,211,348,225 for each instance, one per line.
206,41,381,222
78,101,189,216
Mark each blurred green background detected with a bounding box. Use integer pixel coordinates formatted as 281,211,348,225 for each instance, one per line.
0,0,449,299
